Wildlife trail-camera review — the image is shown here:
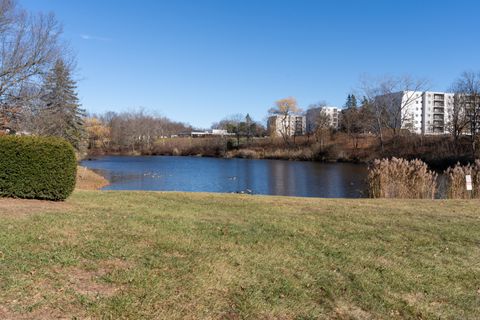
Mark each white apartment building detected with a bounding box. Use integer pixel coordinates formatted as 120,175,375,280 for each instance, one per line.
306,106,340,133
423,92,454,134
376,91,454,135
267,115,306,137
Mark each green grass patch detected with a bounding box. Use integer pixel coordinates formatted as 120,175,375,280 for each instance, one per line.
0,191,479,319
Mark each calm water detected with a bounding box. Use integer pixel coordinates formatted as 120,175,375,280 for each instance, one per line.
81,156,368,198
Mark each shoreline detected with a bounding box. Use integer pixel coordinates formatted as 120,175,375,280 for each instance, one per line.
84,151,467,172
75,166,110,190
85,151,367,164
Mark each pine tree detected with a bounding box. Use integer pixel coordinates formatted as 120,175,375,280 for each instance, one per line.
40,59,86,150
344,94,352,109
351,94,358,108
344,94,358,109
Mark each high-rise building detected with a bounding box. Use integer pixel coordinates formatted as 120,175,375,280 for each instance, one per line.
305,106,340,133
267,115,306,137
375,91,455,135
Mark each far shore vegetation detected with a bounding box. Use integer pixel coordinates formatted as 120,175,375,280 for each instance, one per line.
85,129,478,171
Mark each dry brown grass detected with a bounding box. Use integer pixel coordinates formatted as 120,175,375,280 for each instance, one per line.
75,166,109,190
153,137,227,156
445,160,480,199
368,158,437,199
0,167,104,217
0,197,70,217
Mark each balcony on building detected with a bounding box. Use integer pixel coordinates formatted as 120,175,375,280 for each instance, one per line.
433,94,445,101
433,107,444,114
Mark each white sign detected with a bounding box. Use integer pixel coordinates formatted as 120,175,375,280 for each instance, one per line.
466,175,472,191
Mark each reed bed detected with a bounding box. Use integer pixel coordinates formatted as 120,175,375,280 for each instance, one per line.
368,157,437,199
444,160,480,199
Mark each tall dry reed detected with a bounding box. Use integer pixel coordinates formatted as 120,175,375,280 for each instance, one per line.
444,160,480,199
368,158,437,199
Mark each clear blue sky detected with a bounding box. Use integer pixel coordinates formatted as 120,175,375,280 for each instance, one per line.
21,0,480,128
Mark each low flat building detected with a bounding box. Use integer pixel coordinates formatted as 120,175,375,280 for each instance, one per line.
178,129,232,137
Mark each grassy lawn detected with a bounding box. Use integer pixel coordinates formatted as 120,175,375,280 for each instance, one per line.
0,191,479,319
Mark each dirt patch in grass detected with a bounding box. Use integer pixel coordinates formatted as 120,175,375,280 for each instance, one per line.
97,258,133,271
0,277,87,320
333,300,372,319
62,259,133,298
0,198,70,217
0,305,82,320
66,267,119,297
75,166,109,190
0,259,133,319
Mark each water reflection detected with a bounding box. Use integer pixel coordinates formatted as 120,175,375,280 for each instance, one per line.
81,156,368,198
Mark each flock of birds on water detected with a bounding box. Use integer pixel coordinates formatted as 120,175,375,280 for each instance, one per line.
140,171,254,194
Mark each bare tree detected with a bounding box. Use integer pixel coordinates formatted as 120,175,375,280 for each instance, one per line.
0,0,62,129
314,111,331,148
94,109,191,154
360,75,428,149
268,97,302,145
451,71,480,156
306,102,331,146
214,113,244,146
340,106,363,151
446,93,470,150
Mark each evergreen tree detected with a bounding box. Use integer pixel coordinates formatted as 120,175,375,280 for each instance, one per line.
351,94,358,108
344,94,358,109
40,59,86,150
344,94,352,109
361,96,369,107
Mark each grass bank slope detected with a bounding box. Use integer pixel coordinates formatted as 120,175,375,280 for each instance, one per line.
0,191,479,319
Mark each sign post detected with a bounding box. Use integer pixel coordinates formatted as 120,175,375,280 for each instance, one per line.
466,175,472,198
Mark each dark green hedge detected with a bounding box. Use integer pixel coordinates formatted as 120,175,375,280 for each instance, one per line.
0,135,77,200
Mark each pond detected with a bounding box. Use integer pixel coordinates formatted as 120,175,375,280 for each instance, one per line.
81,156,368,198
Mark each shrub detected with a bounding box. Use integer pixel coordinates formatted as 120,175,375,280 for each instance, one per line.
444,160,480,199
0,136,77,200
368,158,437,199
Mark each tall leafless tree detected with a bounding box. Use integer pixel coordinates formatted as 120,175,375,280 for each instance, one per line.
360,75,428,150
268,97,302,145
94,109,191,154
306,102,330,146
451,71,480,156
0,0,62,130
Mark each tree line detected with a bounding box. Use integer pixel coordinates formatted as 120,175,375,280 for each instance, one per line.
85,110,191,154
